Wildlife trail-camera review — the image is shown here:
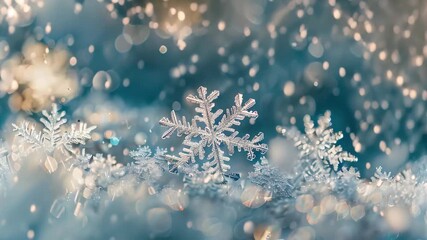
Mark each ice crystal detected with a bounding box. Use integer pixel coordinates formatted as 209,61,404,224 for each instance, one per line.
127,146,168,184
333,167,361,200
69,153,126,215
183,170,233,198
0,143,12,193
365,167,419,209
371,166,392,183
160,86,268,182
248,158,293,200
282,111,357,180
12,104,96,172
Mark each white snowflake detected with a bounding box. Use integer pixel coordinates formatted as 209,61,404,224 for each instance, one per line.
160,86,268,182
12,104,96,172
282,111,357,180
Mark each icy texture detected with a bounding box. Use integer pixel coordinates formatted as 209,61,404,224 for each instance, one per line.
248,158,293,200
0,143,12,193
127,146,167,184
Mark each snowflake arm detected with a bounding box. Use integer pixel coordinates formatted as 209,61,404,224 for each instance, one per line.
40,104,67,151
159,110,209,139
61,122,96,153
12,122,43,152
218,132,268,160
186,86,222,129
215,94,258,133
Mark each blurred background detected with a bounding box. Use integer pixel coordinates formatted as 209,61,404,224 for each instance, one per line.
0,0,426,178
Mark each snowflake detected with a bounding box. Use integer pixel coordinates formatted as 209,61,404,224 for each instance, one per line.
127,146,168,184
160,86,268,182
248,158,293,200
12,104,96,173
371,166,392,184
282,111,357,180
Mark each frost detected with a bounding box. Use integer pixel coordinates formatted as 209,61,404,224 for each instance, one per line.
364,167,420,209
68,153,126,216
0,143,12,193
334,167,361,199
12,104,96,172
160,86,268,182
248,158,293,200
127,146,168,184
282,111,357,180
183,170,233,198
371,166,392,183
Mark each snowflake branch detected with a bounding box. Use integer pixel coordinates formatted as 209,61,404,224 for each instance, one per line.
12,122,44,152
218,132,268,160
159,110,209,139
216,94,258,133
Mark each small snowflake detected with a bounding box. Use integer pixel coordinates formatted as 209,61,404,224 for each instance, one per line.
160,86,268,182
127,146,168,184
371,166,392,186
282,111,357,180
12,104,96,172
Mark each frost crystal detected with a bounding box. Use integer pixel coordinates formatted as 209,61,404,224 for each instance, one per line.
128,146,167,184
248,158,293,200
334,167,361,199
0,143,12,193
282,111,357,180
183,170,233,198
160,86,268,182
70,153,125,209
12,104,96,172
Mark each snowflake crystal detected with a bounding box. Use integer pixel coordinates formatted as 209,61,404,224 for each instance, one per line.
282,111,357,180
12,104,96,173
160,86,268,182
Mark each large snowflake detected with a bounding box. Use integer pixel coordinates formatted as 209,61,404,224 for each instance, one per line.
282,111,357,180
160,86,268,182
